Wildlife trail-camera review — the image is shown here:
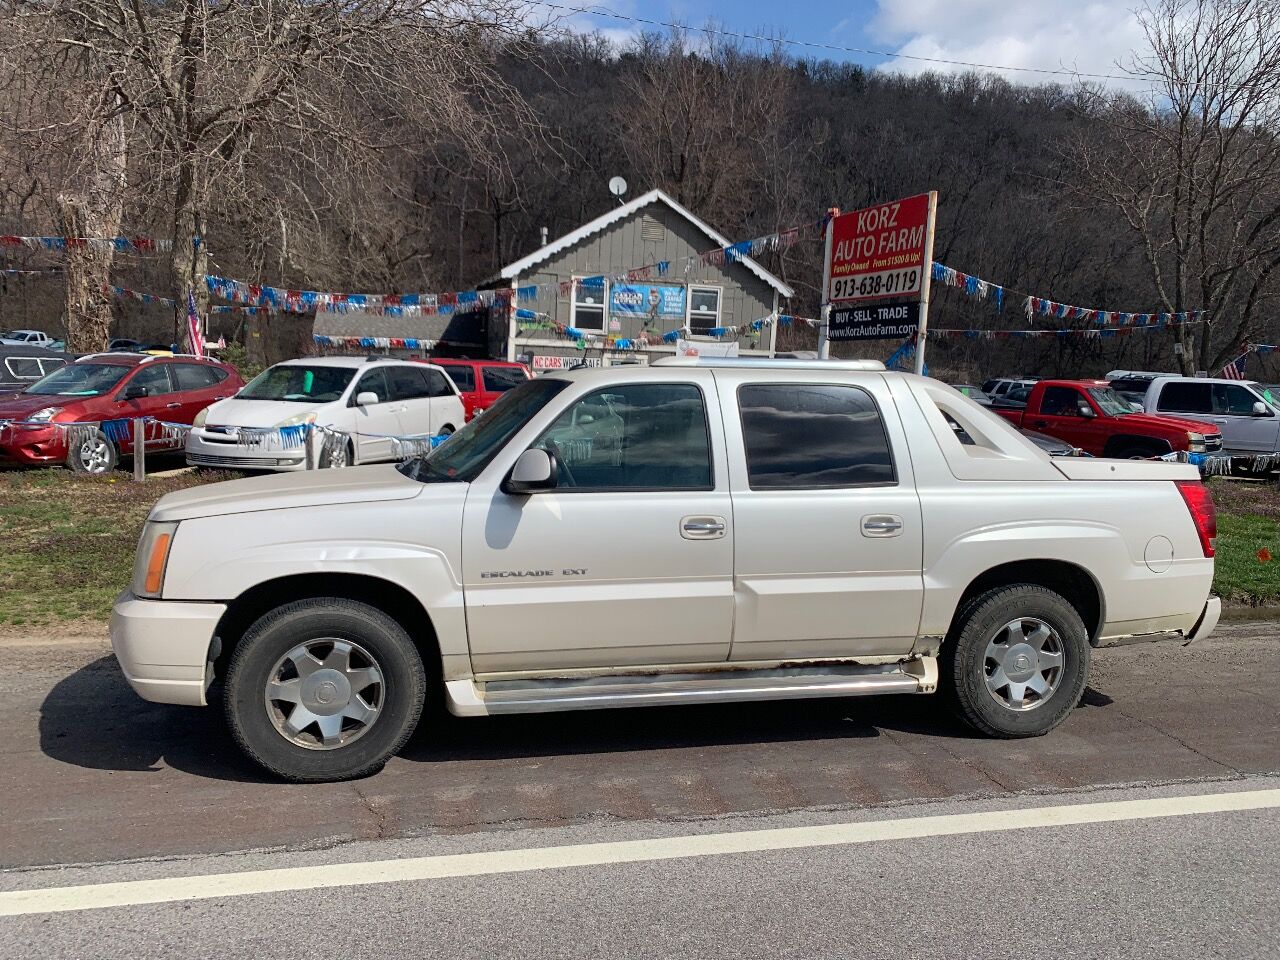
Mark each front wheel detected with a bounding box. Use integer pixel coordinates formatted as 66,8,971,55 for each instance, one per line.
66,429,118,475
943,584,1090,738
223,598,427,782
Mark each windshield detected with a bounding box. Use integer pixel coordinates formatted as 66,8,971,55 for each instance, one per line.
399,377,569,484
24,362,130,396
1087,387,1134,417
239,364,355,403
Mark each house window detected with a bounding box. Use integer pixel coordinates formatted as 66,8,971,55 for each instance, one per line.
688,285,722,334
571,276,606,331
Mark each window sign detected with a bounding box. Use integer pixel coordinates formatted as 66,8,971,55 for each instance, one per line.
609,283,686,319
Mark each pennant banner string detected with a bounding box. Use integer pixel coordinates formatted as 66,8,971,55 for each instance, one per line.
931,261,1209,328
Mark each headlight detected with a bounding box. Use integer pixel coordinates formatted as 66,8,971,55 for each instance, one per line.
132,521,178,598
275,411,317,429
1186,431,1206,453
27,406,60,423
192,407,209,428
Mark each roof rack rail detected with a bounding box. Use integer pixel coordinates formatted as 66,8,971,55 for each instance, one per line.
365,355,396,363
652,356,887,371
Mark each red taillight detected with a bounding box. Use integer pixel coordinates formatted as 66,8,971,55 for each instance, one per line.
1175,480,1216,558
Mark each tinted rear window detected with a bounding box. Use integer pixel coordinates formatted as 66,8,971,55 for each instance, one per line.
441,365,474,391
482,365,528,392
738,384,895,489
1158,381,1212,414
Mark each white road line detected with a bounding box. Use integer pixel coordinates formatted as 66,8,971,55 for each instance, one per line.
3,787,1278,917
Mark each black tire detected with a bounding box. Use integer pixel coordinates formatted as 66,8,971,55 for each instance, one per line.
65,429,118,474
943,584,1090,739
438,424,455,436
223,598,427,782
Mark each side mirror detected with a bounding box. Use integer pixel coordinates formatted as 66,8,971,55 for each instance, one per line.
122,383,149,401
503,448,558,495
1078,404,1096,419
1253,401,1271,416
355,391,380,407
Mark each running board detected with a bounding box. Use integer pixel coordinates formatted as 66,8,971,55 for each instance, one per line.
445,657,938,717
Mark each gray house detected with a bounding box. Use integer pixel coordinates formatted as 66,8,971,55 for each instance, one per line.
492,189,794,369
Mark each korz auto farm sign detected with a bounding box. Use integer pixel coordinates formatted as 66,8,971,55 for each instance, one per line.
827,194,933,304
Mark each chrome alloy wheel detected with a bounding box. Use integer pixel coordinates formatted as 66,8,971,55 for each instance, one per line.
983,617,1065,712
78,437,112,473
264,639,384,749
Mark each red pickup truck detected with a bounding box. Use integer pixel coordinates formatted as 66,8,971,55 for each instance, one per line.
992,379,1223,459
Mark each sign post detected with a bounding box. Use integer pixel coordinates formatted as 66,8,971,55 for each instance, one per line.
914,191,938,375
817,207,838,360
823,192,938,369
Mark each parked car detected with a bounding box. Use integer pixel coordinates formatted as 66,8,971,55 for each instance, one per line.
185,356,465,471
1022,429,1086,457
990,385,1034,409
112,357,1219,782
993,379,1222,459
0,344,73,392
949,383,991,405
982,377,1038,399
0,353,242,473
0,329,55,347
420,358,531,422
1137,376,1279,457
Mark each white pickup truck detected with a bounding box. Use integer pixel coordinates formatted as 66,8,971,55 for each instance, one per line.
111,358,1221,782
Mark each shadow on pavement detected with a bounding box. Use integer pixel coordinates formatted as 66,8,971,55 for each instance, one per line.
38,656,268,782
40,656,1116,779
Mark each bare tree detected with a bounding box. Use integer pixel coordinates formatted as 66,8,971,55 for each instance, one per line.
13,0,535,348
1067,0,1280,372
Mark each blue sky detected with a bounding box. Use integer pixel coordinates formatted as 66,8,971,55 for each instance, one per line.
548,0,1152,90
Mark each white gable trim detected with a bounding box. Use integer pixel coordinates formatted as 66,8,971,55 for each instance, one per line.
499,188,795,299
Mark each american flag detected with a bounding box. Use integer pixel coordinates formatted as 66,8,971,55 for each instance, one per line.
186,290,205,359
1220,350,1248,380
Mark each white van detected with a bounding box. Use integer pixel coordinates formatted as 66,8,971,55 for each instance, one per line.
186,356,465,470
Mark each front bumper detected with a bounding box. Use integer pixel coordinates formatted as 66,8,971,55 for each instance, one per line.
109,590,227,706
185,429,308,471
0,423,67,464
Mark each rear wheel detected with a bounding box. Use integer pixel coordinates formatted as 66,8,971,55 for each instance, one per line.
66,429,118,475
943,584,1090,738
224,598,426,782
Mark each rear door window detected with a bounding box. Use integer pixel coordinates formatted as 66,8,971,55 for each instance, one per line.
482,365,528,392
738,383,895,489
173,363,226,391
425,368,455,397
441,365,474,392
1158,382,1212,414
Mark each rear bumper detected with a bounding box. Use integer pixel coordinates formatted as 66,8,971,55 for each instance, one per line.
109,590,226,706
1185,596,1222,644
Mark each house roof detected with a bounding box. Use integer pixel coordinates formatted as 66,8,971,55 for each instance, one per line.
498,188,795,299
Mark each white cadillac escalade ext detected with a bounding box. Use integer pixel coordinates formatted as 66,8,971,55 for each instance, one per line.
111,358,1222,782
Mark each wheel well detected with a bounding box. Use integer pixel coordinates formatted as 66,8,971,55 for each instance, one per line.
211,573,441,678
950,560,1103,644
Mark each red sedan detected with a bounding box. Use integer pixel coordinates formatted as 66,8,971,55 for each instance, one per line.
0,353,242,473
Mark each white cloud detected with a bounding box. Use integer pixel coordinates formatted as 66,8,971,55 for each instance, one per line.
867,0,1151,88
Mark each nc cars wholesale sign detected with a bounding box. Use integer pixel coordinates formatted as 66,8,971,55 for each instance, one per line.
826,193,935,304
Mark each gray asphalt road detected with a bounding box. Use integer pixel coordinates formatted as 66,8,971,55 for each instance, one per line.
2,621,1277,871
2,779,1277,960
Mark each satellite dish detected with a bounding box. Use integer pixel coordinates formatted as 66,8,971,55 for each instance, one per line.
609,176,628,199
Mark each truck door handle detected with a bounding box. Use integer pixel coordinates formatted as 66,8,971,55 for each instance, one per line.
862,515,904,537
166,402,182,409
681,516,726,539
